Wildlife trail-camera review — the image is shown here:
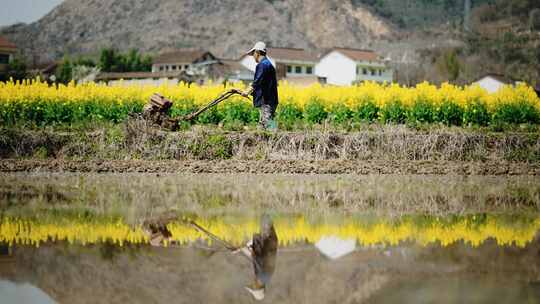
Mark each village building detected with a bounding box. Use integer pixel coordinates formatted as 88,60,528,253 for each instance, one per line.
96,71,195,86
151,49,218,74
219,59,254,83
0,36,17,75
240,47,319,82
472,73,515,93
315,48,393,86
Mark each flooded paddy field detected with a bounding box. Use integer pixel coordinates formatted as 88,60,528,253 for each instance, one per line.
0,172,539,303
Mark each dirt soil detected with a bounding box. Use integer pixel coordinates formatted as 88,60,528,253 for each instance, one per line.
1,159,539,175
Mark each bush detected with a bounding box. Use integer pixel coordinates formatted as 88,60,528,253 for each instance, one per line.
276,103,303,129
492,102,540,124
353,100,379,122
379,100,406,123
438,101,464,126
408,99,437,123
329,104,353,125
221,102,258,125
463,100,490,126
304,98,328,124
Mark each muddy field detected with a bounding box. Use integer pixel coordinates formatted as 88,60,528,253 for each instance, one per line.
1,159,539,175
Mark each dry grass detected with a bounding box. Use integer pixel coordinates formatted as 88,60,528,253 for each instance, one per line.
1,123,539,162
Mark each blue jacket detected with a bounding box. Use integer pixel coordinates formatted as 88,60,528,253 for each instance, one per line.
251,57,278,107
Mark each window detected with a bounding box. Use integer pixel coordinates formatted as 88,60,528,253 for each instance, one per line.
287,65,292,73
362,68,367,75
378,69,382,76
0,54,9,64
370,69,375,76
159,66,164,71
184,65,189,69
172,65,177,70
306,66,313,74
295,66,302,74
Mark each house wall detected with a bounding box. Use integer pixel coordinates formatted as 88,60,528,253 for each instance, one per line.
240,56,314,78
315,51,356,86
151,63,190,73
355,62,393,83
105,78,181,86
473,77,506,93
0,50,14,73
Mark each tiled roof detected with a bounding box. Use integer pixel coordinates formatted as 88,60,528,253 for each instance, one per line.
0,36,17,50
326,48,379,62
241,47,318,62
266,47,318,62
220,59,253,73
474,73,513,84
153,49,213,64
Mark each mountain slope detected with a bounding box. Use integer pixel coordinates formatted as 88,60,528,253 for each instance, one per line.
1,0,395,62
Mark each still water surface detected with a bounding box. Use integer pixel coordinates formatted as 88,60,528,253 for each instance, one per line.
0,213,539,303
0,173,539,303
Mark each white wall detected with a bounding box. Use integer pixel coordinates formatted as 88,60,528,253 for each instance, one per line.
315,51,356,86
356,63,393,83
474,77,506,93
106,78,180,86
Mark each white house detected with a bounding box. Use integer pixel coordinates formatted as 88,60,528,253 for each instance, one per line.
315,48,393,86
95,71,196,86
240,47,319,79
473,74,513,93
219,59,254,83
152,49,218,74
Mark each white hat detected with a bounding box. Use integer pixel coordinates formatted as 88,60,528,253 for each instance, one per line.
245,286,265,301
246,41,267,56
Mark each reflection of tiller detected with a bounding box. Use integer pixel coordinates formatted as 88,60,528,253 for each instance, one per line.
191,216,278,301
143,215,277,301
141,89,245,131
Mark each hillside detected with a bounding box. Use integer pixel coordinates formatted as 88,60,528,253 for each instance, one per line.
0,0,395,62
1,0,538,85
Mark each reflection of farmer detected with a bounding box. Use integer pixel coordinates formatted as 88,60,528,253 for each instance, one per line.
240,42,279,130
235,214,278,301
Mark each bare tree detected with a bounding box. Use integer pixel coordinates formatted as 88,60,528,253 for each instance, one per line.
464,0,472,31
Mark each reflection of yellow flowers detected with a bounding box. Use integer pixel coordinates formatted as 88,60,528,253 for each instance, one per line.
0,215,539,248
0,79,538,115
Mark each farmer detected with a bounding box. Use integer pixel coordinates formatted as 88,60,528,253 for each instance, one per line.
241,41,279,130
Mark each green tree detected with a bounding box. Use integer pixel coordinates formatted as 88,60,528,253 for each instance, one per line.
99,48,117,72
5,55,27,81
444,50,461,81
56,57,73,83
98,48,152,72
530,8,540,30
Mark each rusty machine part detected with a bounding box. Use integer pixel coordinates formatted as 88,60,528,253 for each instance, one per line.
142,93,179,131
141,89,243,131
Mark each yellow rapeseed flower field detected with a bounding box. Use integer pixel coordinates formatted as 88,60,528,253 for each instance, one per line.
1,214,538,248
0,78,539,126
